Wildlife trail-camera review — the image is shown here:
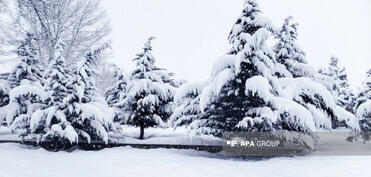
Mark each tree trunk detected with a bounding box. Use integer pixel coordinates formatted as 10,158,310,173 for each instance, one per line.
139,125,144,140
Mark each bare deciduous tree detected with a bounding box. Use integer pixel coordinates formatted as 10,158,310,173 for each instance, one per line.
0,0,111,63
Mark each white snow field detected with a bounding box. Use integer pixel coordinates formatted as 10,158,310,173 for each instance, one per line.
0,143,370,177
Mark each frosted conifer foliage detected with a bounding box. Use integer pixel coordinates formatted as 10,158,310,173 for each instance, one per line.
319,56,355,112
104,64,128,123
273,16,315,78
169,82,204,128
228,0,274,55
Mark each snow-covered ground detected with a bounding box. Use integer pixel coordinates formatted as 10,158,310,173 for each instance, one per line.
0,142,370,177
1,126,371,177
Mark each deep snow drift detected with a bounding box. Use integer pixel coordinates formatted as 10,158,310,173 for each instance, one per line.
0,143,370,177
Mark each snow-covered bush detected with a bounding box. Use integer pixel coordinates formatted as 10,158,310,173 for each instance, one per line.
277,77,359,130
119,37,176,139
15,44,119,150
3,34,46,128
319,56,355,112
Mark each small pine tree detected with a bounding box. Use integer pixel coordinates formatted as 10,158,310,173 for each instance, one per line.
105,65,127,106
104,64,128,123
319,56,355,112
273,16,314,78
44,43,72,105
122,37,175,139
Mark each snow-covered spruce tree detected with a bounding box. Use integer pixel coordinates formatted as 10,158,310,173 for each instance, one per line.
169,82,204,128
104,64,128,123
273,16,315,78
11,43,74,146
121,37,175,139
355,69,371,136
187,0,358,146
3,34,47,129
17,44,119,150
189,1,317,142
319,56,355,112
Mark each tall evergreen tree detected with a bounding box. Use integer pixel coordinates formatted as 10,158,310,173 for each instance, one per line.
121,37,175,139
273,16,314,78
190,0,317,138
185,0,359,142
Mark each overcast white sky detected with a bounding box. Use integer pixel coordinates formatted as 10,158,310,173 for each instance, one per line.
102,0,370,87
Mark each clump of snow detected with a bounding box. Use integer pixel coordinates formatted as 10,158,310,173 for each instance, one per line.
272,97,316,131
245,76,271,101
9,83,47,102
174,82,204,104
333,105,360,130
210,55,236,79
